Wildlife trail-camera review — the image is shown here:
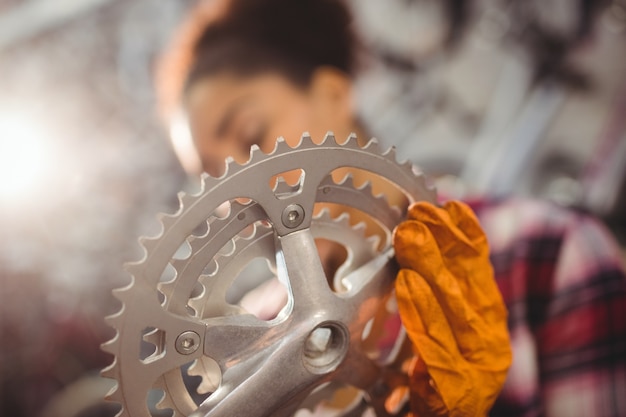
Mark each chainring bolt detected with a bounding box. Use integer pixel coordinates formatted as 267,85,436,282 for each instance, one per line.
175,331,201,355
281,204,305,228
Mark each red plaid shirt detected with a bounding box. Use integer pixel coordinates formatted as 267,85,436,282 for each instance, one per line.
469,198,626,417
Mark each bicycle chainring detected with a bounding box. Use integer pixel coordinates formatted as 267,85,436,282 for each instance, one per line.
102,133,436,417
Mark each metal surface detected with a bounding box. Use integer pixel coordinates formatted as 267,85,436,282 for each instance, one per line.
103,133,436,416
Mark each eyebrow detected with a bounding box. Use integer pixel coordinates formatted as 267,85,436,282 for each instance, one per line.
214,95,254,138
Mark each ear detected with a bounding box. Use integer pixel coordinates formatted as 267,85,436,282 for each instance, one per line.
308,67,354,136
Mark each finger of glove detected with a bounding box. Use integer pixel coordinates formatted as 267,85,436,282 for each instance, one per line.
396,270,474,411
442,201,509,327
404,201,506,328
394,221,489,353
442,201,490,257
404,202,481,256
406,358,448,417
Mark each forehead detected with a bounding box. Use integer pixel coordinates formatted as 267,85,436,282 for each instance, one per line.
184,72,304,120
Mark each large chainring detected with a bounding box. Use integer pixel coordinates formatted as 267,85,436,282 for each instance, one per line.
103,133,436,417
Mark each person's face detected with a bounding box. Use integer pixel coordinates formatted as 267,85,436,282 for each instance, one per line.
184,70,354,176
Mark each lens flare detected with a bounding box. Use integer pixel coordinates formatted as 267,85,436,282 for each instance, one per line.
0,115,48,203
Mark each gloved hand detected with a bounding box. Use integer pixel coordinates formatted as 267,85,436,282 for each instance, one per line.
393,201,512,416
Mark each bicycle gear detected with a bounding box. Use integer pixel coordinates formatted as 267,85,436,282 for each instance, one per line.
102,133,436,417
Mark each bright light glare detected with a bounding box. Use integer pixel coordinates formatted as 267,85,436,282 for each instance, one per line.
169,110,202,175
0,116,48,202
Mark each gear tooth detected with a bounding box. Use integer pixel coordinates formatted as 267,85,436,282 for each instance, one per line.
101,358,119,379
157,280,176,299
362,136,381,153
180,192,201,211
337,172,355,188
189,234,207,253
187,296,204,316
155,211,166,223
221,156,238,178
138,236,160,253
124,261,144,279
114,408,129,417
176,190,185,205
105,383,123,403
187,359,202,377
382,145,398,162
170,258,187,274
101,333,120,355
137,235,148,249
387,204,403,224
334,211,351,226
227,156,251,177
204,259,219,277
366,234,381,251
218,237,237,257
352,221,367,235
400,158,416,172
153,385,171,411
112,284,134,302
188,359,221,394
189,281,206,301
312,207,331,221
187,234,198,246
321,131,336,145
100,368,118,383
363,136,379,147
200,171,218,191
160,213,179,230
239,222,258,241
229,199,248,212
193,219,211,238
374,191,403,220
298,131,318,149
272,136,291,153
104,312,124,329
318,174,335,188
249,143,261,153
300,131,314,144
249,143,266,163
359,180,374,194
167,197,182,217
340,132,359,147
198,372,221,395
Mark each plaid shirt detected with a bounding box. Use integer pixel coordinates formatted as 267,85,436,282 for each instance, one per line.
468,198,626,417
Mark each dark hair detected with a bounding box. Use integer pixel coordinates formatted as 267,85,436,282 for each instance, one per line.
157,0,357,118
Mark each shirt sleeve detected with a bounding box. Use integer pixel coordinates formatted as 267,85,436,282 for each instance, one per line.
538,213,626,417
474,199,626,417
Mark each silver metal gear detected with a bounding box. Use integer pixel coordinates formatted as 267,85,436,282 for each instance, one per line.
102,133,436,417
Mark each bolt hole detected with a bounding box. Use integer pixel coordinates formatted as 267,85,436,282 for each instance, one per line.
303,323,348,373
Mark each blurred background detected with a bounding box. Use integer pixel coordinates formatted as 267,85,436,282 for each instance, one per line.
0,0,624,416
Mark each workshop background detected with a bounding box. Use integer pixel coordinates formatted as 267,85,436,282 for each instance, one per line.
0,1,624,416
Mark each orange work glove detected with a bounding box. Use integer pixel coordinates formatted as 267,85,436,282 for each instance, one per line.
393,201,512,416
